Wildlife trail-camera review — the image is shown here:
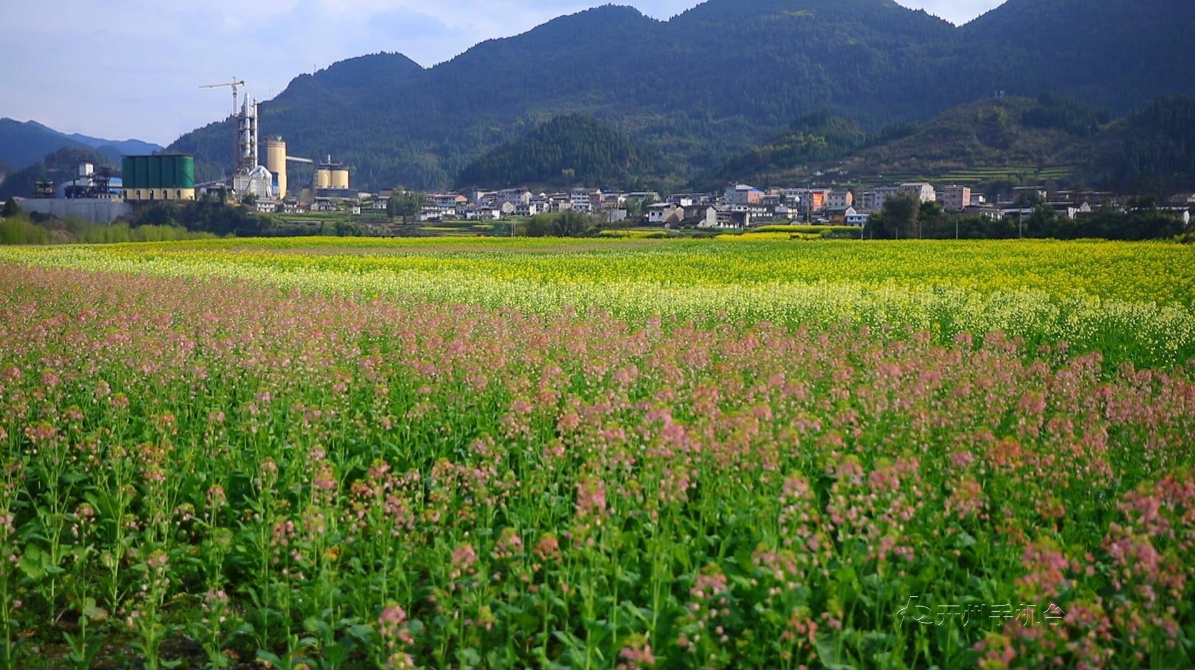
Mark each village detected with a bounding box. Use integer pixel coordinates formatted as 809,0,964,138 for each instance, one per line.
359,181,1194,230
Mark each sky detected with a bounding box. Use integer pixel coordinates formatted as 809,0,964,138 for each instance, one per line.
0,0,1002,146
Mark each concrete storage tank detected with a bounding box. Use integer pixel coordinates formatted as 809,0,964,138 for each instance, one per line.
134,157,149,193
266,138,287,199
331,167,349,189
160,156,175,191
176,155,195,189
315,168,331,189
121,154,195,201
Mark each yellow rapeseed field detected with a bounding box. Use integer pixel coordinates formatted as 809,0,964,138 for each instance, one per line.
2,237,1193,366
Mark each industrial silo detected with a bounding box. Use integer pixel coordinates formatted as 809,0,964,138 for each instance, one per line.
160,156,175,197
119,154,195,201
266,138,287,199
147,156,162,197
176,155,195,190
331,167,349,190
134,156,149,196
315,168,331,189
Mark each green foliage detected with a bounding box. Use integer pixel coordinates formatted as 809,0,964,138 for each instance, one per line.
386,189,423,224
517,210,599,237
0,213,213,245
1020,92,1110,137
1,198,17,218
869,192,922,239
716,93,1195,197
1093,96,1195,195
457,115,668,190
130,200,279,236
598,229,667,239
866,203,1191,241
709,110,866,185
0,216,52,244
751,224,857,235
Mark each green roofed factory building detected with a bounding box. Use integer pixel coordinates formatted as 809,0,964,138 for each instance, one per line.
122,154,196,202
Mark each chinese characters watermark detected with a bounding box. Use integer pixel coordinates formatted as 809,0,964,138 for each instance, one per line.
896,596,1064,628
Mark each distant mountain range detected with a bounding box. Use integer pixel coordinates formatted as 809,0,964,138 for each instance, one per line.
164,0,1195,192
0,146,116,201
0,118,162,170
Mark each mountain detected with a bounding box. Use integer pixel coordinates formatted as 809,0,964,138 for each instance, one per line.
709,94,1195,195
0,118,163,170
960,0,1195,110
166,0,1195,192
706,110,868,186
1084,96,1195,195
0,146,114,201
455,114,672,190
65,132,161,159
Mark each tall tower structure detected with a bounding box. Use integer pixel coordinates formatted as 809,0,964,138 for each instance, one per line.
266,137,287,199
237,95,259,174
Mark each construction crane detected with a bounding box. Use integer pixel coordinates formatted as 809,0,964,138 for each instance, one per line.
200,78,246,116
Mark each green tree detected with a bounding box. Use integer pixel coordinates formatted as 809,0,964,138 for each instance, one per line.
387,189,424,225
876,192,921,239
1,198,17,217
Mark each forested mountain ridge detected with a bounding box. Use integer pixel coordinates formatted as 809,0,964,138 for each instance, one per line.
706,94,1195,195
166,0,1195,191
0,146,114,201
455,114,673,191
1085,96,1195,195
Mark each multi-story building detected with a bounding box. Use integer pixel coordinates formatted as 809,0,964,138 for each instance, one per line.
859,187,900,211
646,203,684,225
899,182,936,203
476,188,531,208
780,188,804,204
938,184,972,211
806,188,832,212
826,190,853,210
569,190,593,213
725,183,764,206
514,202,542,217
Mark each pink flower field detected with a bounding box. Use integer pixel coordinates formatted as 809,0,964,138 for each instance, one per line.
0,263,1193,669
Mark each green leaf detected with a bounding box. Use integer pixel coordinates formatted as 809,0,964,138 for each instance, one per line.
19,549,45,580
255,649,284,667
346,623,374,641
815,633,859,670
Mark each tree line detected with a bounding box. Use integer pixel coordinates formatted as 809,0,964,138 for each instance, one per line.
867,193,1192,241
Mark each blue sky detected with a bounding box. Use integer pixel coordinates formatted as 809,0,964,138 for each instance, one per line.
0,0,1001,146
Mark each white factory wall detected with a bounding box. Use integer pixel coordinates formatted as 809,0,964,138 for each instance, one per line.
18,199,133,224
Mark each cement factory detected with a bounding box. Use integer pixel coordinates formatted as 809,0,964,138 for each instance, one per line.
17,79,353,223
211,79,352,205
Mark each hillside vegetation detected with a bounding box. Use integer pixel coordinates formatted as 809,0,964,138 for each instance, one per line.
711,94,1195,193
165,0,1195,191
0,146,114,200
455,114,671,190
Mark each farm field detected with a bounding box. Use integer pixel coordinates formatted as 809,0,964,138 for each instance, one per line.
0,237,1193,669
